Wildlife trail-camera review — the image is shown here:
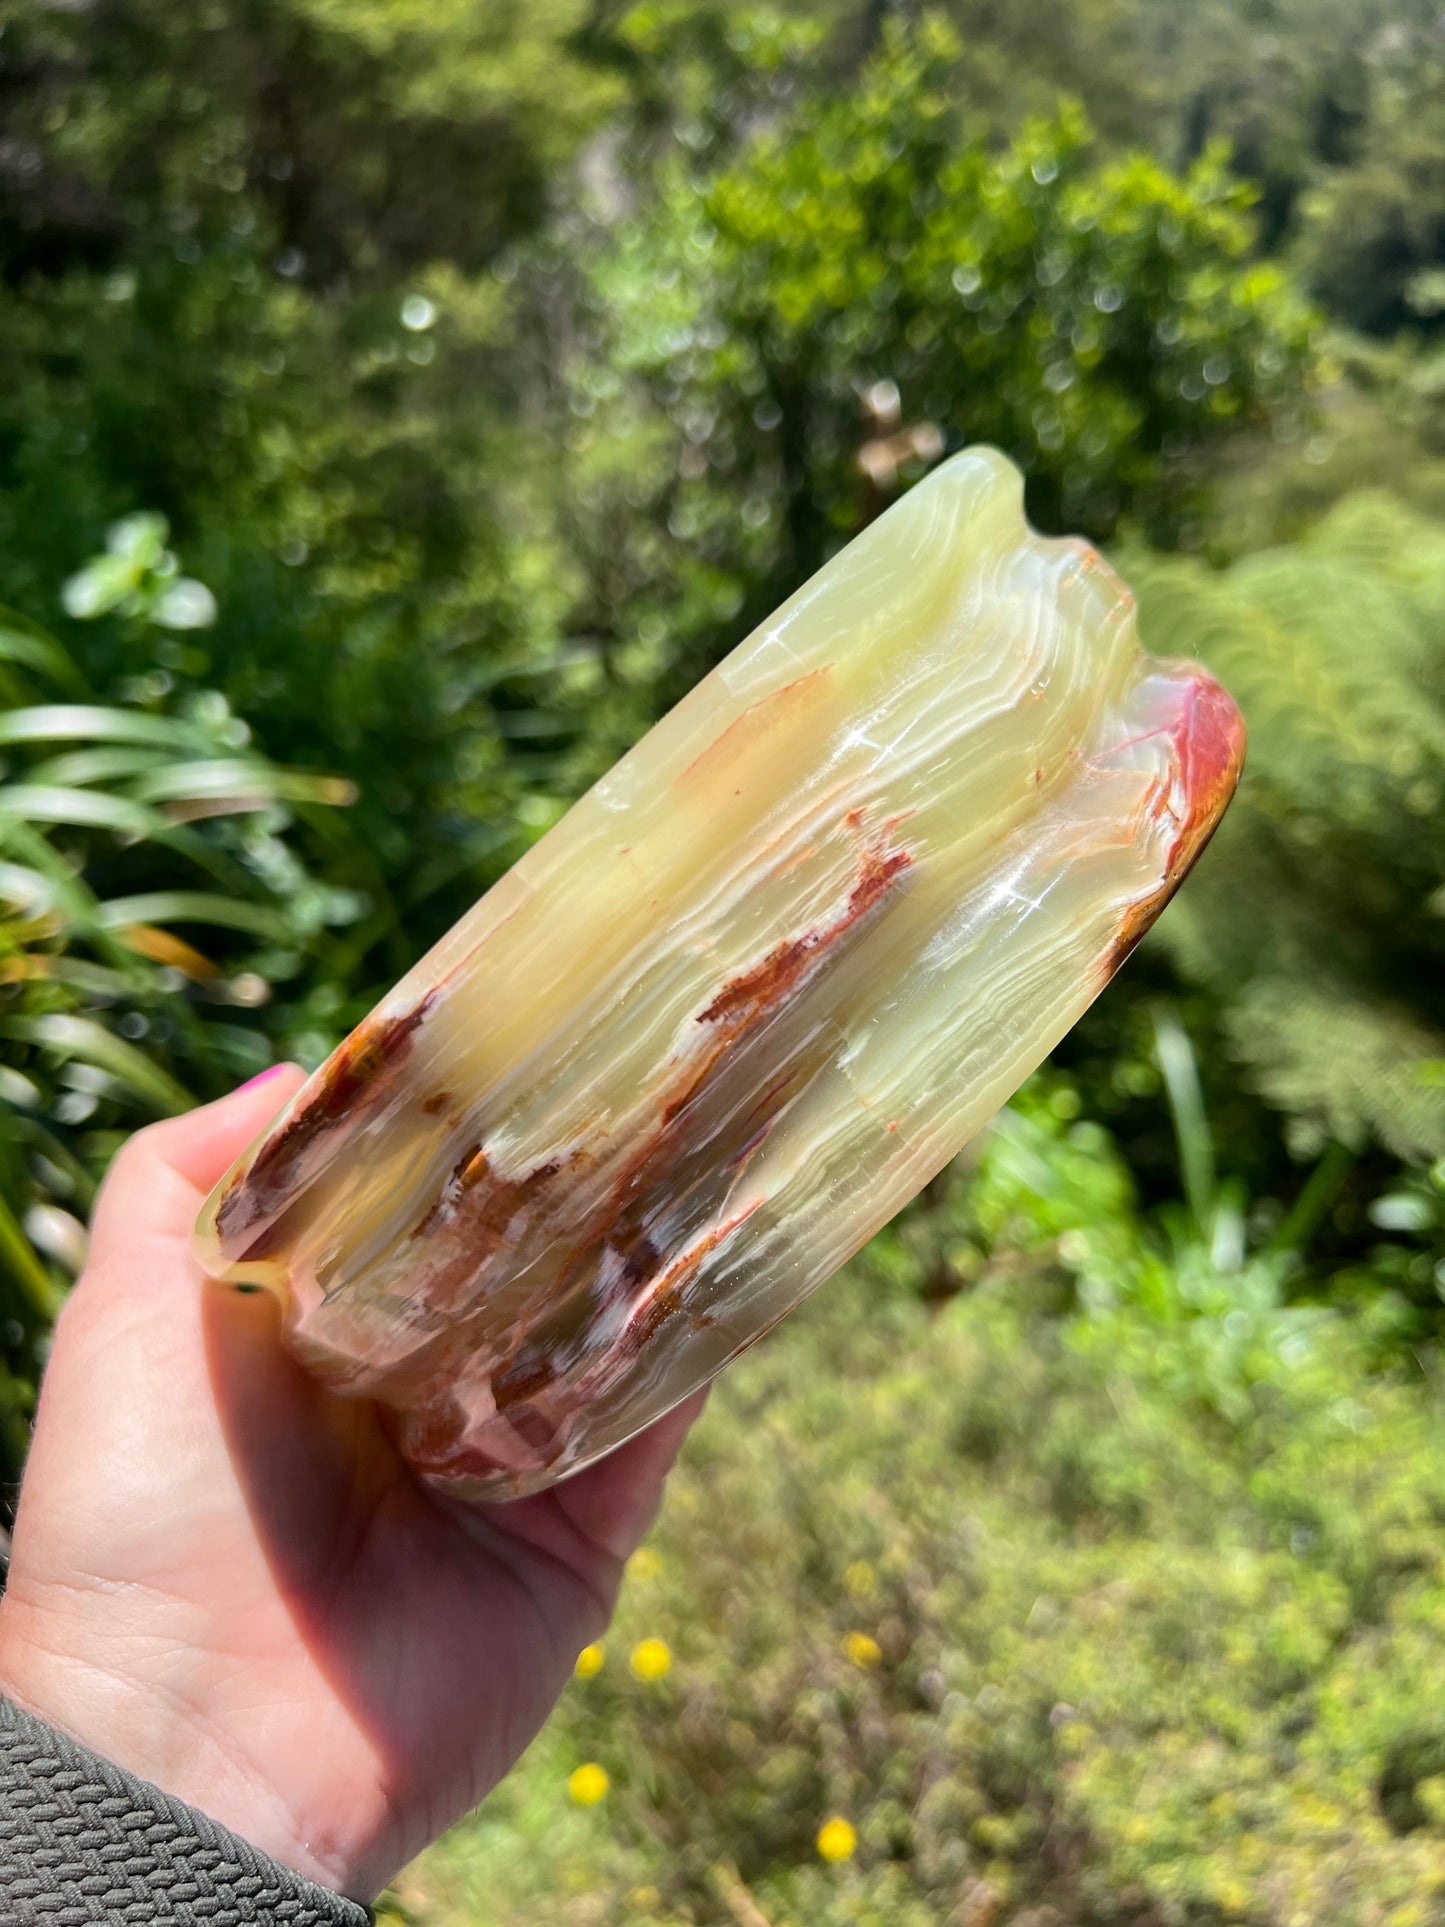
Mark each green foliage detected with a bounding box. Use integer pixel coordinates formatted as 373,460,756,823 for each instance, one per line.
603,4,831,171
0,5,1322,982
608,2,1445,351
1185,339,1445,565
0,0,640,977
0,0,617,286
610,0,1141,155
1117,1,1445,341
1122,492,1445,1172
3,3,1445,1914
572,17,1315,688
1288,10,1445,337
401,1119,1445,1926
0,520,358,1479
60,513,217,630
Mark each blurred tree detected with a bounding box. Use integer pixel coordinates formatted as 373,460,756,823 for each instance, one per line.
1130,0,1377,240
1295,24,1445,338
599,0,1445,351
0,0,619,287
0,0,631,971
925,0,1139,138
1127,0,1445,333
557,17,1316,706
601,0,1140,154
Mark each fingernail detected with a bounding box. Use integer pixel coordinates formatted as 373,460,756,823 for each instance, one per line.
236,1064,290,1096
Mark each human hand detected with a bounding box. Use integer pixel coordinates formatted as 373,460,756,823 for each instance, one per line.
0,1067,705,1901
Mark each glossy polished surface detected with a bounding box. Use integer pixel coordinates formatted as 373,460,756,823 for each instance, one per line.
195,449,1244,1497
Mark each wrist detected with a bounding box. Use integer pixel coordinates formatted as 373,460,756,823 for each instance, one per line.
0,1598,357,1898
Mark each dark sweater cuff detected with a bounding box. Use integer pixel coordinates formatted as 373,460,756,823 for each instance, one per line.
0,1696,372,1924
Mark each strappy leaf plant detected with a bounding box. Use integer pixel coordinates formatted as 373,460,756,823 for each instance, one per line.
0,520,359,1484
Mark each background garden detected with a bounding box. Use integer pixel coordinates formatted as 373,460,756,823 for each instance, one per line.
3,1,1445,1920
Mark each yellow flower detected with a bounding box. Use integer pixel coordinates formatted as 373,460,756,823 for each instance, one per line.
843,1560,875,1599
843,1631,882,1670
574,1641,605,1679
627,1546,662,1581
568,1762,610,1806
816,1817,857,1863
630,1637,673,1681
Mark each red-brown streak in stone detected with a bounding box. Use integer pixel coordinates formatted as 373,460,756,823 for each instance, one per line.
489,1230,653,1412
400,1402,513,1484
291,822,915,1471
1103,672,1246,979
410,1150,564,1263
487,1344,558,1412
514,836,913,1377
234,1217,292,1266
214,991,437,1248
614,1202,766,1358
776,842,821,879
696,846,912,1029
507,1405,559,1453
372,826,916,1472
633,842,910,1167
675,667,831,789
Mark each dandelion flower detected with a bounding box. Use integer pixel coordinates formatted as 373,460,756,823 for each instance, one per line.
630,1637,672,1681
568,1762,610,1806
574,1641,605,1679
843,1631,882,1670
816,1817,857,1862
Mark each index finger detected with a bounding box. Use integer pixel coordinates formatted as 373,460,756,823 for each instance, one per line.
88,1065,309,1255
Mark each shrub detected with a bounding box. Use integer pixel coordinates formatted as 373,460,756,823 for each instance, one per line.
399,1125,1445,1927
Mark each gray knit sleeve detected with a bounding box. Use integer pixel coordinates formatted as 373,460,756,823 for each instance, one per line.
0,1696,373,1925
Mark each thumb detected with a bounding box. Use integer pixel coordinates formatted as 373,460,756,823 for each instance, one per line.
89,1064,309,1255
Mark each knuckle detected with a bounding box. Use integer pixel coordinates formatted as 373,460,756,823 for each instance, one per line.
95,1115,177,1209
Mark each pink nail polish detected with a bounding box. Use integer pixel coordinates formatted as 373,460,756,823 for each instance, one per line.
236,1063,289,1095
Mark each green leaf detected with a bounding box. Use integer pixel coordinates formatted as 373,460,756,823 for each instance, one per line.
0,1184,64,1320
0,785,162,838
106,511,170,565
152,578,218,630
0,822,117,946
61,553,141,621
27,956,143,999
2,1013,195,1114
0,860,56,917
0,705,202,749
27,747,172,788
128,759,356,808
0,612,87,693
91,892,288,937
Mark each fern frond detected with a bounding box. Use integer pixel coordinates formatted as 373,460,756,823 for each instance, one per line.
1121,490,1445,1159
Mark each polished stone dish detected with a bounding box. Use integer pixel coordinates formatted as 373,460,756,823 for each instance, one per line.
194,448,1244,1498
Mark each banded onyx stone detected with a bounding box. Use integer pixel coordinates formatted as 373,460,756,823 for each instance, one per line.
195,449,1244,1499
